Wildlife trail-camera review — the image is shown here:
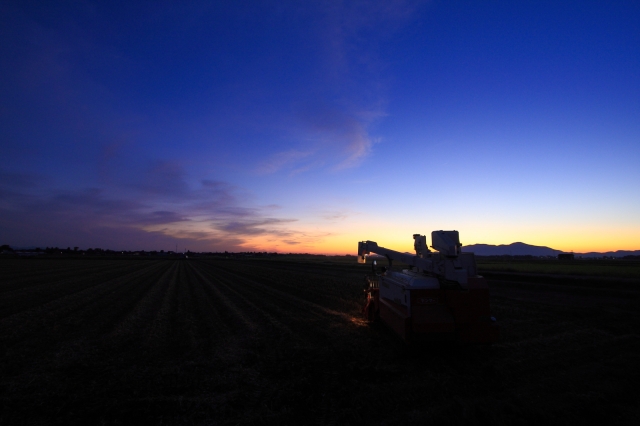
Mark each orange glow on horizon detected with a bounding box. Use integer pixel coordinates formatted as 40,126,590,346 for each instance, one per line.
144,219,639,255
243,227,640,255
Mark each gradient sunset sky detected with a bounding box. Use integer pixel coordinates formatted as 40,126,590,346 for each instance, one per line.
1,1,639,254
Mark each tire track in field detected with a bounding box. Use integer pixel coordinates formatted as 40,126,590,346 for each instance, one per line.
136,260,230,359
0,260,138,293
228,264,370,318
0,261,172,385
172,260,251,358
199,259,363,314
0,260,138,298
0,261,156,318
139,260,181,355
169,260,201,357
198,260,334,301
0,261,173,399
489,285,640,389
206,261,360,323
101,261,180,348
207,268,329,328
191,261,363,341
77,261,175,342
188,261,294,338
180,261,242,353
186,262,259,333
179,261,214,354
0,258,121,281
492,331,640,394
0,259,109,283
0,261,168,354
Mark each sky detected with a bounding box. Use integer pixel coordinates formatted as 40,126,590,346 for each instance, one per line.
1,0,639,254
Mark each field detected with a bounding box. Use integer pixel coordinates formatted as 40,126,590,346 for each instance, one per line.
476,258,640,278
1,256,639,425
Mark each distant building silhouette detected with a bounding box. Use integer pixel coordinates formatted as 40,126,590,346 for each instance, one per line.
558,253,574,260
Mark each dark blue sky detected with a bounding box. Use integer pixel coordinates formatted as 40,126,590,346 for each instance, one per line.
1,1,639,252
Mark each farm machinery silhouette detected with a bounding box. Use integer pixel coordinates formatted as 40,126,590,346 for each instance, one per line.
358,231,499,343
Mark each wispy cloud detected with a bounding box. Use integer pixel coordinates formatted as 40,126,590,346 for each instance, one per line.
214,218,297,236
135,161,190,198
0,165,321,252
256,150,313,175
321,210,349,221
258,105,384,175
254,1,421,175
0,170,44,207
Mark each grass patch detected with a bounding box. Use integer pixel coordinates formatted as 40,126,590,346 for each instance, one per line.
477,259,640,279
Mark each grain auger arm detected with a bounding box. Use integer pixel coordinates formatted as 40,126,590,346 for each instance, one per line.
358,231,473,287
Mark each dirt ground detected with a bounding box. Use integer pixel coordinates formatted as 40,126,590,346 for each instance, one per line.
1,257,639,425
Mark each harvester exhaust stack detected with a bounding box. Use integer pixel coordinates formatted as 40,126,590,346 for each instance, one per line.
413,234,429,257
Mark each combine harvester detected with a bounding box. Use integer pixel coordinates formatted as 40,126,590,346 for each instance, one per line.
358,231,499,343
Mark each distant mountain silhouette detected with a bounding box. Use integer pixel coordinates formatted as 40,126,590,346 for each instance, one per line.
462,243,640,258
462,242,561,256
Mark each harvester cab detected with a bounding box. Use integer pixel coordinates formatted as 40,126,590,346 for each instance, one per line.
358,231,499,343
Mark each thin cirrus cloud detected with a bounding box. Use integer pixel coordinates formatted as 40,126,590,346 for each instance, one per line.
303,105,380,171
256,150,313,175
254,1,415,176
214,218,298,237
257,105,382,175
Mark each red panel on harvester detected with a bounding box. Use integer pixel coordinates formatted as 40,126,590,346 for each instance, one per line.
410,288,456,335
447,277,492,324
411,304,456,334
379,298,410,341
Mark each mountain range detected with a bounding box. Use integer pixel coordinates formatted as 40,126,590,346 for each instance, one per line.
462,243,640,258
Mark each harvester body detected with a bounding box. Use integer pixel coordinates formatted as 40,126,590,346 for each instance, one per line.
358,231,499,343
